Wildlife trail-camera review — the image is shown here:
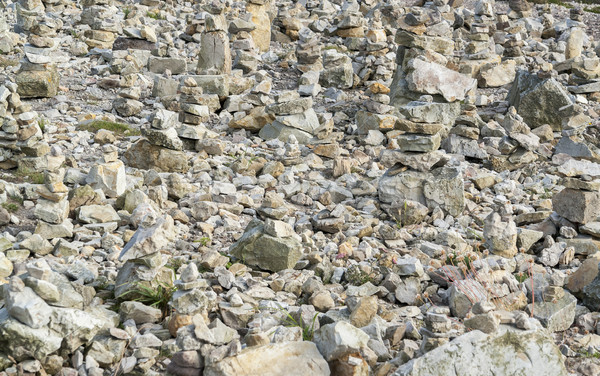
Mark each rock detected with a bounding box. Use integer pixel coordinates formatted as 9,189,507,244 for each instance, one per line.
484,212,518,258
86,160,126,198
0,252,13,278
229,219,302,272
478,60,516,87
204,341,329,376
394,327,568,376
113,98,143,117
582,264,600,311
118,215,176,261
78,205,120,224
120,301,162,324
124,139,189,173
148,57,187,74
406,59,476,102
5,282,52,328
507,70,573,130
553,188,600,224
526,291,576,332
320,50,353,89
423,167,464,217
16,65,59,98
566,252,600,295
314,321,369,361
565,28,584,59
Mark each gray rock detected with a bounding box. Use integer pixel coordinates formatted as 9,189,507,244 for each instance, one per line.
553,188,600,224
120,301,162,324
229,219,302,272
313,321,369,361
394,327,568,376
204,341,329,376
484,212,518,258
148,56,187,74
5,283,52,329
406,59,476,102
118,215,176,262
507,70,573,130
526,292,576,332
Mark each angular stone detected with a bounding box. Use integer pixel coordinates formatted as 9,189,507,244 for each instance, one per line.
423,167,465,217
394,328,568,376
507,70,573,130
148,56,187,74
526,292,576,332
78,204,120,224
314,321,369,362
478,60,516,88
86,160,126,198
484,212,518,258
229,219,302,272
396,133,441,152
5,285,52,329
406,59,476,102
124,139,189,173
16,65,59,98
119,215,176,262
553,188,600,224
204,341,329,376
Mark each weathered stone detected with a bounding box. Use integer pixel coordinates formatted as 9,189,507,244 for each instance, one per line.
406,59,476,102
314,321,369,362
16,65,59,98
394,328,568,376
484,212,518,258
229,219,302,272
203,341,329,376
124,139,189,173
86,160,126,198
507,70,573,130
526,292,576,332
553,188,600,224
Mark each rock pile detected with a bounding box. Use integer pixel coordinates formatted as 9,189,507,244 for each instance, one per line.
1,0,600,375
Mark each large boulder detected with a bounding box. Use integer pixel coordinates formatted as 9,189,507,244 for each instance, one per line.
406,59,477,102
394,327,568,376
123,139,190,173
507,70,573,130
229,219,303,272
379,167,464,217
204,341,329,376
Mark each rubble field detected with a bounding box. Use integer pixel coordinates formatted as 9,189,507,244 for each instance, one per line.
1,0,600,375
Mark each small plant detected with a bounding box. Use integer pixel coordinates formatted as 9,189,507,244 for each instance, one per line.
579,349,600,359
79,120,141,136
123,7,132,18
1,202,18,213
13,167,44,184
515,271,528,284
125,280,178,319
38,118,46,133
166,258,185,273
586,6,600,13
70,29,79,38
266,305,319,341
146,10,164,20
345,265,374,286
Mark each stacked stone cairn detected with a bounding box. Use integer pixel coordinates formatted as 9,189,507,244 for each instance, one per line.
80,0,120,50
16,4,61,99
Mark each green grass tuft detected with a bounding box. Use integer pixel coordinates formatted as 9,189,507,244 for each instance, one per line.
79,120,141,136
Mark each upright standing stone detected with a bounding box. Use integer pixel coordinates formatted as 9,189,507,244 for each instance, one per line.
246,0,271,53
197,5,231,75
